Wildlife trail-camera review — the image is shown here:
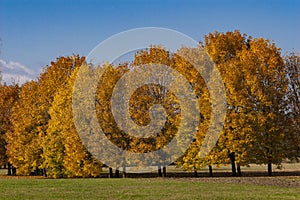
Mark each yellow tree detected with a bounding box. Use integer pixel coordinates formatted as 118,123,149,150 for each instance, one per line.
5,81,41,175
0,83,19,175
170,45,217,175
204,31,288,176
105,47,210,175
184,31,251,176
5,56,84,175
238,38,287,176
38,55,86,176
43,64,102,178
92,47,202,175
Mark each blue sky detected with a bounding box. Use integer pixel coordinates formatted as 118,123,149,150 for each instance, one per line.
0,0,299,83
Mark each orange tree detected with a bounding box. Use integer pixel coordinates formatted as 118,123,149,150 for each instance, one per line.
5,56,84,175
5,81,41,175
43,63,102,178
0,83,19,175
203,31,288,176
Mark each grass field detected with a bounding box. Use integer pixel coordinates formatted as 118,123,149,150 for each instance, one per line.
0,163,299,199
0,177,299,200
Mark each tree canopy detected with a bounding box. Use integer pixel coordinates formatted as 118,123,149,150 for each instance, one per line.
1,31,299,177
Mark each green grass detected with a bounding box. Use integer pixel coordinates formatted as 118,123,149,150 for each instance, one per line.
0,178,299,200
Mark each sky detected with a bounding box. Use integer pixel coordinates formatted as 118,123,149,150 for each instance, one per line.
0,0,300,84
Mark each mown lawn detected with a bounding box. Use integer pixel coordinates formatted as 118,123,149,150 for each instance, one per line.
0,178,299,200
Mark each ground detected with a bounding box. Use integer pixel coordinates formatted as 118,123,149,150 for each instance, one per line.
0,163,299,199
0,177,299,199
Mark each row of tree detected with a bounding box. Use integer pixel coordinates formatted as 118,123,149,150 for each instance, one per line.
0,31,299,178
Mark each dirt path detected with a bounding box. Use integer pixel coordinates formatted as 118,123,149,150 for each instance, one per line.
168,176,300,188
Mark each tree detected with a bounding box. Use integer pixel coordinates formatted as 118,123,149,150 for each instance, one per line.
182,31,253,175
174,44,224,174
5,55,84,175
129,46,210,172
43,63,102,178
5,81,41,175
238,37,287,176
283,52,300,161
0,83,19,175
203,31,288,176
89,46,209,174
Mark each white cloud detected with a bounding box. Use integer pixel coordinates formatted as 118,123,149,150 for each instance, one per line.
0,59,38,85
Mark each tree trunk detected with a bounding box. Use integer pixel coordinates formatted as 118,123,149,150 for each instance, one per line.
268,162,272,176
229,152,237,176
12,166,16,176
7,163,11,176
35,167,40,175
237,165,242,176
158,166,162,177
43,168,47,177
162,166,166,177
108,167,113,178
115,168,120,178
122,167,126,178
194,169,198,177
208,165,213,177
